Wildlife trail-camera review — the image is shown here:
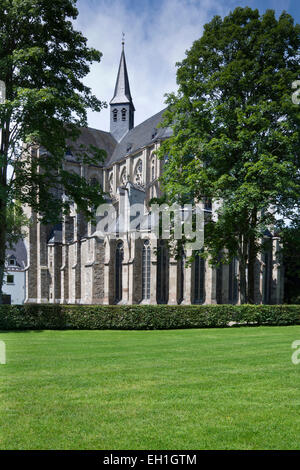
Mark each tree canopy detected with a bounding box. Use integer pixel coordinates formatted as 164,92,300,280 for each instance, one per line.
158,7,300,303
0,0,106,300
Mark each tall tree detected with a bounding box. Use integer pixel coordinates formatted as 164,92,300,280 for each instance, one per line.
0,0,106,301
158,7,300,303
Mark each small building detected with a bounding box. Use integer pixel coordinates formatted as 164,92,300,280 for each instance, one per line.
3,240,27,304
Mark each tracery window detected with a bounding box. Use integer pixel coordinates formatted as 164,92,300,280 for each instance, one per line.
194,252,205,304
108,173,113,193
120,168,127,186
151,158,155,181
228,258,238,304
157,240,168,304
134,159,143,186
115,241,124,303
142,240,151,300
263,250,272,304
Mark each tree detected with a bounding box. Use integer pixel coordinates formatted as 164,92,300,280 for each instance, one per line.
158,7,300,303
279,222,300,303
0,0,107,301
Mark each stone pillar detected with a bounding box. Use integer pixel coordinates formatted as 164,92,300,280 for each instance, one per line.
168,256,179,305
60,215,73,303
181,250,192,305
271,237,283,304
103,239,115,305
150,238,158,304
128,236,141,304
121,239,130,304
204,262,217,304
37,220,49,303
25,211,38,303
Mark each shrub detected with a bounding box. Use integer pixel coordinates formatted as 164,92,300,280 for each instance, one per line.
0,304,299,330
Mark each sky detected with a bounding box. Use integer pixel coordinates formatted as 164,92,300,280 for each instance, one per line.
75,0,300,132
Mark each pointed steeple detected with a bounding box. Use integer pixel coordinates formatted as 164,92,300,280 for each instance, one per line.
110,37,135,142
110,40,134,107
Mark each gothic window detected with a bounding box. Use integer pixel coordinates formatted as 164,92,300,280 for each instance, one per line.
151,158,155,181
121,108,126,121
142,240,151,300
108,173,113,193
204,197,212,211
90,177,98,187
228,258,238,304
134,159,143,186
120,168,127,186
179,250,185,304
194,252,205,304
157,240,168,304
115,241,124,303
113,109,118,122
263,250,272,304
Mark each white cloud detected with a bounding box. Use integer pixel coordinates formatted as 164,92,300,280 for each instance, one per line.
75,0,228,131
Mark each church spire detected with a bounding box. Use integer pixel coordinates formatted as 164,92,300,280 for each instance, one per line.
110,36,134,107
110,37,135,142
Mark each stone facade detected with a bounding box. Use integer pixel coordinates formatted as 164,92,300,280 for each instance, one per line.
24,45,284,305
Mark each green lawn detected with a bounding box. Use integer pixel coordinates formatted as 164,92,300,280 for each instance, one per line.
0,327,300,450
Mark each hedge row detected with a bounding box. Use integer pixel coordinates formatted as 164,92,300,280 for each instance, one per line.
0,304,300,330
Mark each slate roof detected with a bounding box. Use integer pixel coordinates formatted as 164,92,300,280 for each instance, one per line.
64,107,172,168
110,46,134,107
105,108,172,167
66,127,117,166
6,239,27,270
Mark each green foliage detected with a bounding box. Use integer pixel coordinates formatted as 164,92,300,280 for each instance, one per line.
158,7,300,303
0,303,299,330
0,0,107,300
0,0,106,224
5,200,29,248
278,222,300,303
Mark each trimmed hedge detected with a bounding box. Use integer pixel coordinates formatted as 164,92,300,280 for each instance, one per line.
0,304,300,330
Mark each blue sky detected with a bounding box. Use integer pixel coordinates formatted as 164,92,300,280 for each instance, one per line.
75,0,300,131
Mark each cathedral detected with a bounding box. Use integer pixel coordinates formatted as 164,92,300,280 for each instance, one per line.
24,43,284,305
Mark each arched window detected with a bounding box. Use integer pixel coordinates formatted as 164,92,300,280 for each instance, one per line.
121,108,126,121
228,258,238,303
142,240,151,300
157,240,168,304
90,177,98,187
194,252,205,304
134,159,143,186
151,158,155,181
113,109,118,122
115,241,124,302
263,250,272,304
120,168,127,186
108,173,113,193
179,250,185,304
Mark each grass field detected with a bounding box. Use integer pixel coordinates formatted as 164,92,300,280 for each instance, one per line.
0,326,300,450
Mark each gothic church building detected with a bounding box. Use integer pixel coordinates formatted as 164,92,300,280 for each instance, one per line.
25,44,284,305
